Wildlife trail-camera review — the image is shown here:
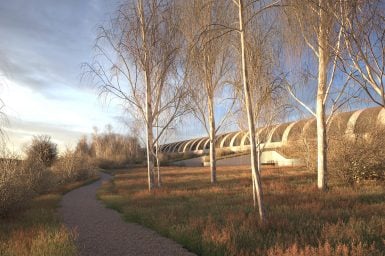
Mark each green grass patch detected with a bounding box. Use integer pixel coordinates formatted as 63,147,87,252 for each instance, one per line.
0,175,99,256
98,166,385,255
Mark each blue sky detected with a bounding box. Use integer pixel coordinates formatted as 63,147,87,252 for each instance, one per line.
0,0,125,153
0,0,234,154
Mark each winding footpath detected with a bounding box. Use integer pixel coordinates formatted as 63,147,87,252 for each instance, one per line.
59,172,195,256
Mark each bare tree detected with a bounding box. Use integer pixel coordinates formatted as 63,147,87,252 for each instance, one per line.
282,0,355,190
232,0,283,222
181,0,234,184
337,1,385,107
198,0,282,221
235,6,288,174
85,0,186,191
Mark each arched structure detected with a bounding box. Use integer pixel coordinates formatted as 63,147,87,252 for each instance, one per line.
159,107,384,155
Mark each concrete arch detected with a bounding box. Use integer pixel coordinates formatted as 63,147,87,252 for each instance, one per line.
258,126,271,143
203,139,210,150
182,139,195,152
346,109,364,136
195,138,208,150
166,143,177,153
193,137,207,151
220,132,235,148
186,138,201,152
269,123,290,143
230,131,244,147
281,121,297,144
328,110,355,138
266,124,280,143
159,107,384,155
165,143,176,153
215,133,230,148
197,138,209,150
170,141,185,153
287,119,309,142
240,132,250,146
160,144,169,152
177,140,190,152
354,107,381,134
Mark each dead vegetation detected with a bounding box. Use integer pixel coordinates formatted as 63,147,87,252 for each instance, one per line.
99,166,385,255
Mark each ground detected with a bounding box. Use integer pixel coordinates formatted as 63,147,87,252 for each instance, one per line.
98,165,385,256
59,172,195,256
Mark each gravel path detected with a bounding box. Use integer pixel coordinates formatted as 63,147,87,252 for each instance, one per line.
59,172,195,256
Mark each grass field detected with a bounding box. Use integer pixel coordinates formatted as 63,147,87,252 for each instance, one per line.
0,175,99,256
98,166,385,255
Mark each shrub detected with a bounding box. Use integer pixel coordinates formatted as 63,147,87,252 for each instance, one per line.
22,158,53,194
329,128,385,185
52,150,95,183
90,126,142,167
183,151,196,159
25,135,58,167
0,149,32,216
216,148,234,157
282,125,385,184
280,138,317,171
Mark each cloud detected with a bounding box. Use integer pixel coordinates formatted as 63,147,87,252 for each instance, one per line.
0,0,117,98
4,116,87,155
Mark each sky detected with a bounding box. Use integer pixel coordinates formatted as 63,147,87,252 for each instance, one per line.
0,0,126,154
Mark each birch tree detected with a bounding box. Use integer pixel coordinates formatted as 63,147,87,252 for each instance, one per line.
235,5,288,174
337,1,385,107
231,0,282,222
85,0,186,191
282,0,351,190
181,0,234,184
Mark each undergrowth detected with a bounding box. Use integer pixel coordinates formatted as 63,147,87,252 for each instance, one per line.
98,166,385,255
0,175,99,256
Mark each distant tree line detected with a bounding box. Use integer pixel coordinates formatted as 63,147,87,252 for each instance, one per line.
76,125,143,168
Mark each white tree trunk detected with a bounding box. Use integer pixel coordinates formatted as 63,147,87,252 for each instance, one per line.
208,96,217,183
238,0,265,222
316,0,328,190
139,0,155,192
155,121,161,188
145,82,155,191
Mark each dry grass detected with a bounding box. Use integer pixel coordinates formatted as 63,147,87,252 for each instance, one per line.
0,175,99,256
99,166,385,255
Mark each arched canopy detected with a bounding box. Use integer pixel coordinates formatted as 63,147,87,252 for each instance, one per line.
270,123,290,142
230,132,244,147
196,138,209,150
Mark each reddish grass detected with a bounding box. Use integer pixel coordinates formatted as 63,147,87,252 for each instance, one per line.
0,175,99,256
99,166,385,255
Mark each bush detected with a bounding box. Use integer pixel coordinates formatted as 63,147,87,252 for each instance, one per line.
52,150,95,183
282,126,385,185
25,135,57,167
22,158,53,194
216,148,234,157
329,129,385,185
0,149,32,216
89,126,143,168
280,138,317,171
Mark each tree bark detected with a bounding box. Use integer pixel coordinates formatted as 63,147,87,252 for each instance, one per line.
316,0,328,190
238,0,265,222
208,95,217,183
155,120,161,188
139,0,155,191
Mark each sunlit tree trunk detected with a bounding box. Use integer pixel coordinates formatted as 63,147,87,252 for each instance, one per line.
155,117,161,188
238,0,265,222
139,0,154,191
316,0,328,190
207,93,217,183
